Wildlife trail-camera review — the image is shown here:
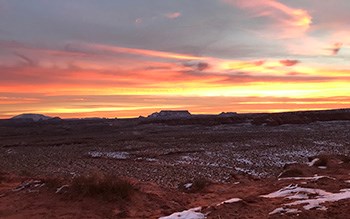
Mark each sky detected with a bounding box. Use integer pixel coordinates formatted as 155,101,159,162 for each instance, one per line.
1,0,350,118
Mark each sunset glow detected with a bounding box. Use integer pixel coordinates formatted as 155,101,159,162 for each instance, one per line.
1,0,349,118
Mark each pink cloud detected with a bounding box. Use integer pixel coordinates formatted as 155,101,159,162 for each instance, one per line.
164,12,181,19
223,0,312,38
280,59,300,66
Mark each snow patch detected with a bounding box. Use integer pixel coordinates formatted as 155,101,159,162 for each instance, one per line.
217,198,242,206
56,185,69,194
12,180,45,192
261,184,331,199
184,183,193,189
269,207,301,215
236,158,253,165
308,158,319,166
88,151,129,160
287,188,350,210
262,184,350,211
159,207,205,219
145,158,158,162
278,175,335,181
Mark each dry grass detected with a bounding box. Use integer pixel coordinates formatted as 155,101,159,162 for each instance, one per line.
39,173,135,201
70,174,135,201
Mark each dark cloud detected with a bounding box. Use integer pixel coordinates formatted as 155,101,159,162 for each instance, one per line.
280,59,300,66
182,61,210,71
331,42,343,55
197,62,210,71
13,52,36,66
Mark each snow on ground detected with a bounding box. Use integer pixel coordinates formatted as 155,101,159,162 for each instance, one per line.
261,184,332,199
278,175,335,181
88,151,129,160
236,158,253,165
262,184,350,211
308,158,320,166
160,197,242,218
55,185,69,194
269,207,301,215
217,198,242,206
234,167,261,177
287,188,350,210
184,183,193,189
159,207,205,219
313,141,343,147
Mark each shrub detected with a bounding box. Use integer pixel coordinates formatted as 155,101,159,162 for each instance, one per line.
70,174,135,201
314,157,328,167
278,168,304,178
308,155,329,167
41,177,64,189
0,171,6,183
178,178,209,193
338,155,350,163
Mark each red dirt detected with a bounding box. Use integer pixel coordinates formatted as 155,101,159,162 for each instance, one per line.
1,155,350,218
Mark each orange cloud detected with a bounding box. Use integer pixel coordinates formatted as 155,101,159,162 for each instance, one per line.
280,59,300,66
1,95,349,119
223,0,312,38
81,43,205,60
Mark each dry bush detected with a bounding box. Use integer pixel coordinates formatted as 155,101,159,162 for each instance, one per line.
41,177,64,189
315,157,328,167
338,155,350,163
178,178,210,193
0,171,6,183
70,174,135,201
278,168,304,178
309,155,329,167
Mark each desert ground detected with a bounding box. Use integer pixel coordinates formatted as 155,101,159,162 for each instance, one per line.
0,110,350,218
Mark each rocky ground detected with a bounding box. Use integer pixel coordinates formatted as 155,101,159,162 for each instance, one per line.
0,154,350,218
0,116,349,218
0,119,349,187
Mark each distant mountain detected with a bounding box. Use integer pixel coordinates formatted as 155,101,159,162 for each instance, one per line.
218,112,238,117
147,110,192,119
11,113,55,122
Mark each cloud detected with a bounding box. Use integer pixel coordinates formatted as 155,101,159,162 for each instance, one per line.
223,0,312,38
75,43,205,60
13,52,36,66
164,12,181,19
330,42,343,55
135,18,143,24
279,59,300,66
0,40,89,58
183,61,210,71
2,94,349,119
